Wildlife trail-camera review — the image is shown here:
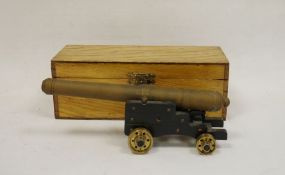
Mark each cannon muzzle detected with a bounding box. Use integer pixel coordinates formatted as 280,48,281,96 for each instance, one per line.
42,78,230,111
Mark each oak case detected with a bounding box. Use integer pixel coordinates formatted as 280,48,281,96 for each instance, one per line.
51,45,229,120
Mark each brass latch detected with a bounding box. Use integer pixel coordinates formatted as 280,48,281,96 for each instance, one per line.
127,72,156,85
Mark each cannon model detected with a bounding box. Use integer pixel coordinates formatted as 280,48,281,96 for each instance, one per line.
42,78,230,154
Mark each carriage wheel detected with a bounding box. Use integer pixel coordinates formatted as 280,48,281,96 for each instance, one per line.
128,128,153,154
196,133,216,154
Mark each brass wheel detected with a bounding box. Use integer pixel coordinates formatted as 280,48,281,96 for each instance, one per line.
128,128,153,154
196,133,216,154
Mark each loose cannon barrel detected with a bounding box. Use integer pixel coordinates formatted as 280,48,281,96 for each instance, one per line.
42,78,230,111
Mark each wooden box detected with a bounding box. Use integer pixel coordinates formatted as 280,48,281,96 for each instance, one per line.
51,45,229,120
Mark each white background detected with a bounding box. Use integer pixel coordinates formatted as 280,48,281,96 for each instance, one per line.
1,0,285,175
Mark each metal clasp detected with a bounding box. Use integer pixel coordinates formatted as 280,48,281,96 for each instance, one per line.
127,72,155,85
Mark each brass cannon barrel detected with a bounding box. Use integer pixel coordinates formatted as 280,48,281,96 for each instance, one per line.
42,78,230,111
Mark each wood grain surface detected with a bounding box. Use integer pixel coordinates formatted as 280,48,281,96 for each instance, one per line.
53,45,229,64
52,62,228,79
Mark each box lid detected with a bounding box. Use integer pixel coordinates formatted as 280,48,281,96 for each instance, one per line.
52,45,228,64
